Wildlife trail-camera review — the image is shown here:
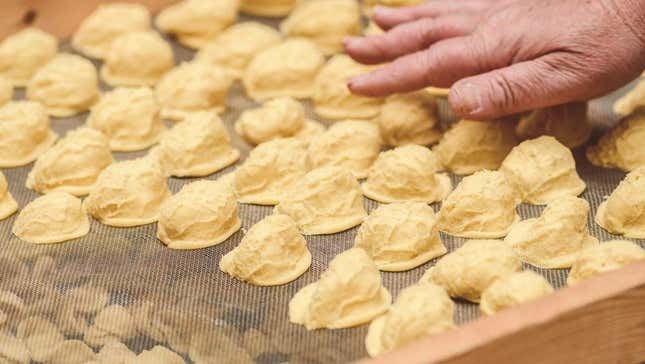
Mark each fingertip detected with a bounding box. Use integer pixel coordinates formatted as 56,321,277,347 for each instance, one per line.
448,81,485,119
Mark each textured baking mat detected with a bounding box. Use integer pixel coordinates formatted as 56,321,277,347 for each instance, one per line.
1,17,644,364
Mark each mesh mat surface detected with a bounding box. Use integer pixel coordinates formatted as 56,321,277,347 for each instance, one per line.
0,16,644,364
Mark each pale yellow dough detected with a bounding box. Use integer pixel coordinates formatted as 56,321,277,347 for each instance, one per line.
12,192,89,244
243,39,324,102
365,282,454,358
307,120,382,179
0,27,58,87
438,170,521,239
26,53,99,117
586,111,645,172
505,196,598,268
364,0,425,12
156,62,232,121
0,75,12,105
275,166,367,235
87,87,166,152
479,271,554,316
195,22,281,79
101,31,174,86
364,21,385,36
421,240,522,302
378,92,442,147
280,0,361,55
94,342,136,363
130,345,185,364
500,136,585,205
26,127,113,196
84,157,170,227
289,248,391,330
157,179,241,250
516,102,591,149
72,3,150,59
156,0,239,49
355,202,447,271
425,86,450,98
434,119,518,175
0,101,57,167
240,0,297,17
595,167,645,239
362,145,452,204
235,97,305,145
567,240,645,285
220,214,311,285
152,112,239,177
313,54,384,120
234,138,308,205
613,79,645,116
84,304,136,348
0,171,18,220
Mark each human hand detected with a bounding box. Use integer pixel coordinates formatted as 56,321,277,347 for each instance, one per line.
345,0,645,120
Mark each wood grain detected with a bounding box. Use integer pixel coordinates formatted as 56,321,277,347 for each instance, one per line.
0,0,178,39
358,261,645,364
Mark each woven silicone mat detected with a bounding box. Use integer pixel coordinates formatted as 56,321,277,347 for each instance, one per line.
0,15,644,364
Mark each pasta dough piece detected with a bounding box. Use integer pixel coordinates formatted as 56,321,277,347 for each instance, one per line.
243,39,324,102
26,53,99,117
235,97,305,145
152,112,239,177
434,119,518,175
17,316,64,362
275,166,367,235
362,145,452,203
586,111,645,172
500,136,585,205
365,282,454,357
438,170,521,239
101,31,174,86
220,214,311,285
0,101,57,167
84,305,136,348
195,22,281,79
479,271,554,316
26,127,113,196
280,0,361,55
240,0,297,17
567,240,645,285
505,196,598,268
306,120,382,179
156,0,239,49
421,239,522,302
94,342,136,363
157,179,241,249
289,248,391,329
84,157,170,227
354,202,447,271
234,138,308,205
363,0,425,14
156,62,232,120
294,119,326,145
516,102,591,149
613,79,645,116
425,87,450,98
87,87,166,152
378,92,442,147
72,3,150,59
313,55,383,120
12,192,89,244
0,75,12,105
131,346,185,364
0,27,58,87
48,340,95,364
595,167,645,239
0,171,18,220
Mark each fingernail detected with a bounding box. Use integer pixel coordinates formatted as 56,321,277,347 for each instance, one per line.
451,82,483,116
343,36,362,48
348,75,367,90
374,6,394,16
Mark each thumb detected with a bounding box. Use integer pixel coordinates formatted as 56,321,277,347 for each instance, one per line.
448,55,588,120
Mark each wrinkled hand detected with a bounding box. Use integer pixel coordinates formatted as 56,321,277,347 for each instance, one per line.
345,0,645,120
